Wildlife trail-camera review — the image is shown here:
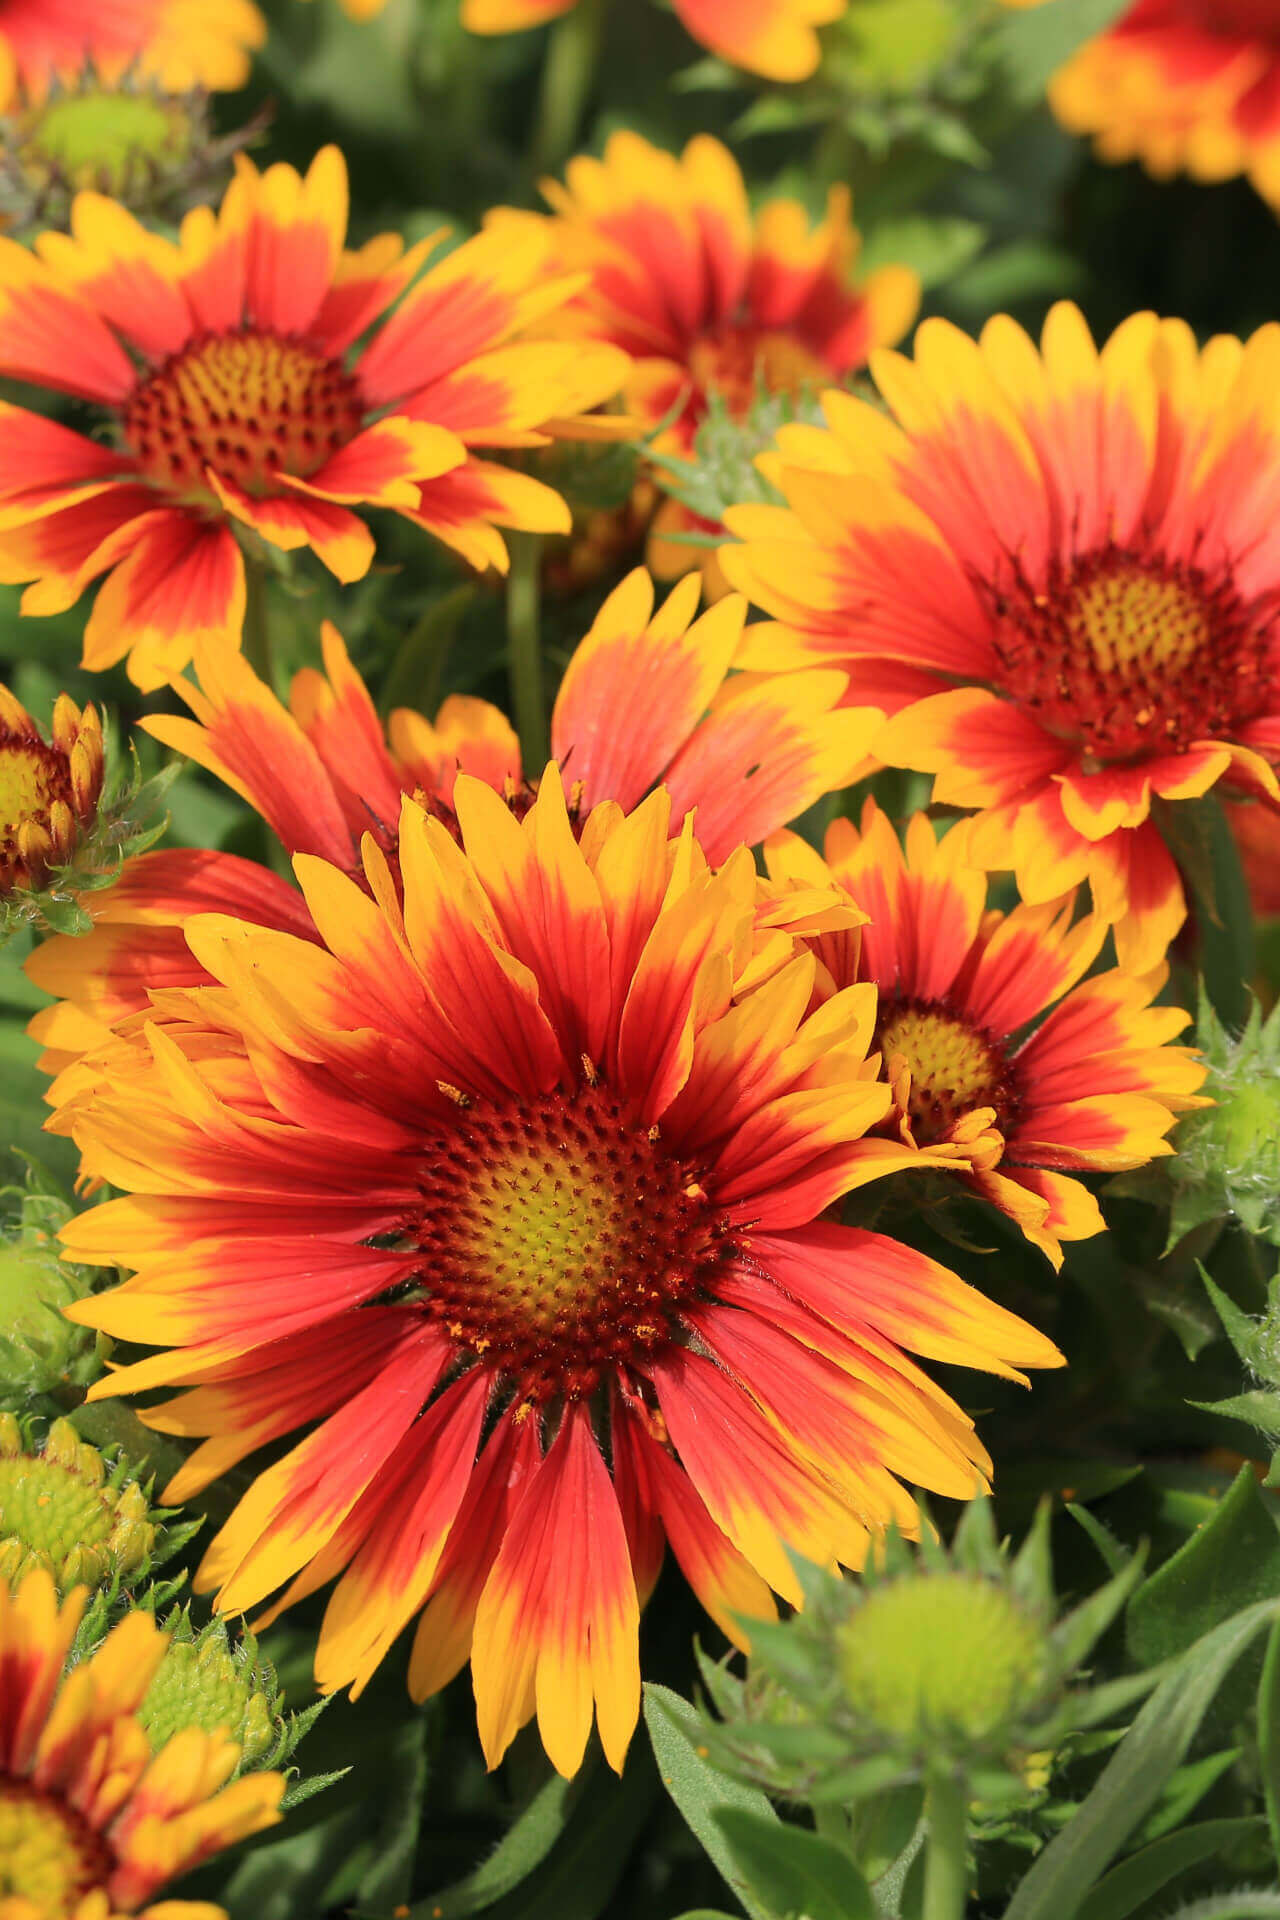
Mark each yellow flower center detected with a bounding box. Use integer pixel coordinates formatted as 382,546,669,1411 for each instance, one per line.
123,329,366,501
414,1081,725,1401
878,1002,1009,1143
990,546,1274,761
0,1781,113,1915
688,324,828,419
0,733,72,891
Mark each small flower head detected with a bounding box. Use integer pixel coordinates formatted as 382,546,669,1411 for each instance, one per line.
0,1414,156,1593
463,0,847,83
0,1568,283,1916
724,303,1280,972
0,146,628,688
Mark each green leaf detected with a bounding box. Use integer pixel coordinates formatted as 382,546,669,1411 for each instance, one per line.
645,1683,779,1920
1191,1390,1280,1442
859,215,987,289
474,1754,660,1920
1128,1468,1280,1665
993,0,1134,106
1075,1818,1267,1920
1164,1901,1280,1919
406,1770,579,1919
1259,1614,1280,1867
1003,1598,1280,1920
714,1809,874,1920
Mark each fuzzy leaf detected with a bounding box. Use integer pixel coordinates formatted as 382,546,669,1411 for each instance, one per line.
714,1809,874,1920
645,1684,778,1920
1128,1468,1280,1666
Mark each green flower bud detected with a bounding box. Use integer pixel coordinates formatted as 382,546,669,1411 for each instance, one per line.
836,1571,1049,1758
659,386,832,533
696,1499,1144,1804
0,71,257,238
0,1170,101,1407
1134,992,1280,1250
139,1613,285,1772
0,1415,156,1593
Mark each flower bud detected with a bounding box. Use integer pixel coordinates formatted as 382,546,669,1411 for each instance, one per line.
0,1414,156,1593
836,1571,1049,1758
139,1613,285,1772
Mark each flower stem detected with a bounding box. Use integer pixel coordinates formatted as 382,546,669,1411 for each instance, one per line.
922,1764,969,1920
507,532,548,774
532,0,605,176
241,557,274,692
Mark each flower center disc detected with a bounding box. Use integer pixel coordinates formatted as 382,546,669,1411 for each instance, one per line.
124,329,365,500
878,1002,1010,1142
0,1781,113,1915
688,324,828,418
991,548,1274,760
415,1082,721,1401
0,733,71,888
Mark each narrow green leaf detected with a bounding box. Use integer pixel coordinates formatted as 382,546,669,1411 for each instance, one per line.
715,1809,873,1920
645,1683,778,1920
1165,1900,1280,1919
1128,1468,1280,1665
1003,1599,1280,1920
1075,1818,1267,1920
1259,1614,1280,1868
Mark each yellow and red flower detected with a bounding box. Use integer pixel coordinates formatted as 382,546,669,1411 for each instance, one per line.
722,301,1280,972
0,145,628,690
1,684,103,897
513,131,918,582
1030,1,1280,210
49,773,1059,1777
0,0,265,110
767,801,1208,1266
0,1566,282,1917
25,568,876,1053
462,0,846,83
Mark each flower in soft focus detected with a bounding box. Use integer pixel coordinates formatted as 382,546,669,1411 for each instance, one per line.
0,1415,158,1596
697,1496,1141,1798
462,0,847,83
0,0,265,110
0,1567,283,1916
766,801,1208,1265
49,772,1059,1777
502,131,918,581
1033,1,1280,211
25,569,878,1061
723,302,1280,973
0,147,629,691
0,684,103,900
